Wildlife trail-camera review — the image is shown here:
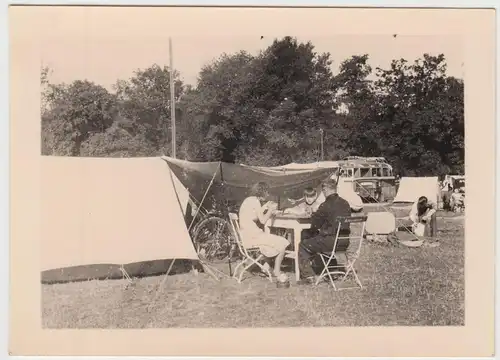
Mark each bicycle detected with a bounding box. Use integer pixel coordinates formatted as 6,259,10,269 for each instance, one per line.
187,196,241,273
191,212,238,264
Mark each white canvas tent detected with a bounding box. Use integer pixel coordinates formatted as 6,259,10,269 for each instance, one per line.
41,156,198,274
393,176,440,205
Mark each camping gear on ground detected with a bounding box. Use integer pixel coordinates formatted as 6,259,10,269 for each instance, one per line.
413,223,426,237
399,212,437,238
364,212,396,245
399,239,425,248
451,192,465,212
365,212,397,235
392,230,438,248
276,273,291,288
394,231,425,247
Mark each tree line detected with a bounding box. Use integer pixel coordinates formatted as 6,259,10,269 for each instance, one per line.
41,36,464,176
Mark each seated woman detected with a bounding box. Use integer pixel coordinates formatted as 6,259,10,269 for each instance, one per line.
239,182,290,278
409,196,438,237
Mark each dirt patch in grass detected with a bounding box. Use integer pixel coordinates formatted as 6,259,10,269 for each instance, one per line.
42,216,464,328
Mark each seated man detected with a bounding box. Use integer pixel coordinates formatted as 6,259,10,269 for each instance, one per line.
297,178,352,285
284,187,325,216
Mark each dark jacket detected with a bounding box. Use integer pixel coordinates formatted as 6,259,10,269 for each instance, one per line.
310,193,351,236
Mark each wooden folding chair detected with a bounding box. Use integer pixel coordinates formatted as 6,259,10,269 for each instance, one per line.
228,213,273,283
315,215,368,290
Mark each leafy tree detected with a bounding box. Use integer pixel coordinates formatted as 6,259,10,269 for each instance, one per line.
372,54,464,176
39,41,464,178
183,51,259,162
238,37,339,165
332,54,380,157
42,80,117,156
185,37,340,165
114,64,185,155
80,121,158,157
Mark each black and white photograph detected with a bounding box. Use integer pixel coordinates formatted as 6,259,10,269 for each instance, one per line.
8,5,496,357
39,10,467,328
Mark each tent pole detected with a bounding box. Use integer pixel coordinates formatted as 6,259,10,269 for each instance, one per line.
147,258,176,314
186,163,222,282
120,265,132,283
187,164,221,232
165,162,220,281
218,162,233,277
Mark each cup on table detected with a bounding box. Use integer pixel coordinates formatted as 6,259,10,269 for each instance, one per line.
305,207,313,217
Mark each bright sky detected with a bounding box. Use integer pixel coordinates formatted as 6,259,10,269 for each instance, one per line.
36,7,463,91
42,34,463,91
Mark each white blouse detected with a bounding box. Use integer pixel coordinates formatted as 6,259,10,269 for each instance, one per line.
238,196,265,238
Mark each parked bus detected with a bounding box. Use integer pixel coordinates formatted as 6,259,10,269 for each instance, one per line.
336,156,397,202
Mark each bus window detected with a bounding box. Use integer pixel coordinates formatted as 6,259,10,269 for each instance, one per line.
374,168,382,177
360,169,370,177
382,168,389,177
354,168,360,177
347,169,353,177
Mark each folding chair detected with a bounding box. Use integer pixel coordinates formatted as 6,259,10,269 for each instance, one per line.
315,215,368,290
228,213,273,283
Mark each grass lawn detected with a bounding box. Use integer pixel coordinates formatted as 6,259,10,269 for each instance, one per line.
42,210,464,328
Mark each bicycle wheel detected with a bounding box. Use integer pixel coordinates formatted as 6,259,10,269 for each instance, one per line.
192,216,236,264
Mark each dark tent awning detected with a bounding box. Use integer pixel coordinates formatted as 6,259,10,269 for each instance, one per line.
162,157,338,208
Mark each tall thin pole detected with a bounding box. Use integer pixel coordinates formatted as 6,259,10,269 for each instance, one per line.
169,37,176,159
320,128,324,161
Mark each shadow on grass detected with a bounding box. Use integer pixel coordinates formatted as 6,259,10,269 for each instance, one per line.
41,259,196,285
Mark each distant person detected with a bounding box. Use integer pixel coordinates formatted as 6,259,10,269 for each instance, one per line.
450,188,465,212
395,175,401,193
441,178,453,191
238,182,290,278
441,192,452,211
409,196,437,237
441,178,453,210
297,178,352,285
284,187,325,216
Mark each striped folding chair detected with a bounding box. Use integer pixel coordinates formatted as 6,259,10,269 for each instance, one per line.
315,215,368,290
228,213,273,283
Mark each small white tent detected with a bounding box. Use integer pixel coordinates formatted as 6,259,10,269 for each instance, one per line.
393,176,440,205
41,156,198,273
